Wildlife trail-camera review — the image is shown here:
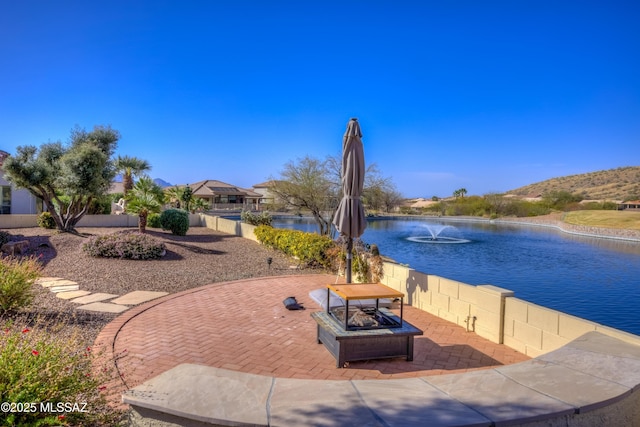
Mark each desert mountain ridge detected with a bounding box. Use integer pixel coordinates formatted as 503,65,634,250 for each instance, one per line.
506,166,640,201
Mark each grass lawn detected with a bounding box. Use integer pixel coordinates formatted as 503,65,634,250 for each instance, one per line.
564,210,640,230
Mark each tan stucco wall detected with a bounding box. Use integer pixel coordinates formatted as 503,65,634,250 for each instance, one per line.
380,261,640,355
0,213,202,229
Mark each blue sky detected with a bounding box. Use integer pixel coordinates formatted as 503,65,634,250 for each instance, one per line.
1,1,638,198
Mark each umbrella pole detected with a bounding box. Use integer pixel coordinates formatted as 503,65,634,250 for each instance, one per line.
346,238,353,283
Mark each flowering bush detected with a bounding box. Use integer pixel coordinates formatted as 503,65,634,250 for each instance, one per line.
0,324,120,426
0,256,42,313
82,232,166,260
254,225,335,268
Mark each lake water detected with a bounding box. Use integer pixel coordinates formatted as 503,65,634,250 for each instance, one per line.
271,216,640,336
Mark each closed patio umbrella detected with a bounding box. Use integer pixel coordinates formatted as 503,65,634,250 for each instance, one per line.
332,118,366,283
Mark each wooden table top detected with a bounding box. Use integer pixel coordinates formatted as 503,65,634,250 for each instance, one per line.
327,283,404,300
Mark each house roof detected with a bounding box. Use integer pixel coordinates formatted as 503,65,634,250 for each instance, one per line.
0,150,9,167
182,180,262,198
252,180,277,188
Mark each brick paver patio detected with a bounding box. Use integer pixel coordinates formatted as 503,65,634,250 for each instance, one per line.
94,274,529,405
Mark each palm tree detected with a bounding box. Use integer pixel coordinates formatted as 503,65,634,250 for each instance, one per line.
164,185,184,209
125,176,164,233
114,155,151,195
190,196,210,213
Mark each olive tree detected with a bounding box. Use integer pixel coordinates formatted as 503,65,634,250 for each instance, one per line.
3,125,119,232
270,154,402,235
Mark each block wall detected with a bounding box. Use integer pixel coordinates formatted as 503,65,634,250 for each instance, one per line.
379,260,640,352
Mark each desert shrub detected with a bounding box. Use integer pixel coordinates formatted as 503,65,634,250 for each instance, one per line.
0,324,120,426
82,232,166,260
37,212,56,229
327,239,384,283
0,231,10,246
147,212,162,228
241,210,272,226
160,209,189,236
0,256,41,313
254,225,336,268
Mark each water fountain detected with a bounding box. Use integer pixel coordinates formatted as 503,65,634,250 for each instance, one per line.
406,223,471,244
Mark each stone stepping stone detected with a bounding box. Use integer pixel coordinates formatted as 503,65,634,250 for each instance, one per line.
50,284,80,293
36,277,66,286
40,279,78,288
71,293,119,304
75,302,129,314
111,291,168,305
56,290,92,300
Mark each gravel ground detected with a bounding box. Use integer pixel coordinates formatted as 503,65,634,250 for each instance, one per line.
1,226,326,348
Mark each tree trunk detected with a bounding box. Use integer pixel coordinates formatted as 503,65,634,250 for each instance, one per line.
123,173,133,196
139,212,147,233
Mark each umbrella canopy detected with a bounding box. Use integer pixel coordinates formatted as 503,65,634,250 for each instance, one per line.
332,118,366,282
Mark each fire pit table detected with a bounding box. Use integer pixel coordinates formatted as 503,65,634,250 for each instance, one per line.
312,283,423,368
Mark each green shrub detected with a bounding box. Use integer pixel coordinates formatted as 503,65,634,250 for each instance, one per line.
0,230,10,246
87,195,113,215
0,256,41,313
37,212,56,229
241,210,273,226
0,324,120,426
254,225,336,268
82,232,166,260
160,209,189,236
147,212,162,228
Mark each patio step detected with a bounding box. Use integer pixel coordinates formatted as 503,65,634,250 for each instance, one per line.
123,332,640,427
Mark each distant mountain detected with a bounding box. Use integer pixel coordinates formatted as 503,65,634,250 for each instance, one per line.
506,166,640,201
153,178,172,188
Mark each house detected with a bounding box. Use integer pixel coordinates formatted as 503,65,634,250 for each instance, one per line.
179,180,263,211
618,200,640,210
252,180,292,208
0,150,43,214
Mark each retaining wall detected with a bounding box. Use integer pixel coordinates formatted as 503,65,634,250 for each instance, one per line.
381,261,640,356
0,213,202,229
199,214,258,242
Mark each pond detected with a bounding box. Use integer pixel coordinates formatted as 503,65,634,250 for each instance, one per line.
271,216,640,336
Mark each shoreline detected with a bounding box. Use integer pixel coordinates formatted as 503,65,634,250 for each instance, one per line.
366,213,640,243
270,211,640,242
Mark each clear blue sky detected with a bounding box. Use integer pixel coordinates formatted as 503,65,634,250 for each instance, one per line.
1,1,638,198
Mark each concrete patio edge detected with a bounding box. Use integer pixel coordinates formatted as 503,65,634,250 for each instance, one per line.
122,331,640,427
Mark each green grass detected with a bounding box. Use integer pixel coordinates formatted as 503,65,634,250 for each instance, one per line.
564,210,640,230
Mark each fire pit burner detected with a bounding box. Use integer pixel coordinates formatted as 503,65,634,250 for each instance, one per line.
330,306,400,330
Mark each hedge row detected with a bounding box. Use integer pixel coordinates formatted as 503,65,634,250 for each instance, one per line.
254,225,336,268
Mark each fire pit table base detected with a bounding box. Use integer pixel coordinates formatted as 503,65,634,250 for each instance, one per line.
311,310,423,368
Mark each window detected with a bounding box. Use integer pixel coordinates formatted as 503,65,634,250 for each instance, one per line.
0,186,10,214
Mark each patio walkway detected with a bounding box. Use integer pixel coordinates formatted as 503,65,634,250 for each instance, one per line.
94,274,529,405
